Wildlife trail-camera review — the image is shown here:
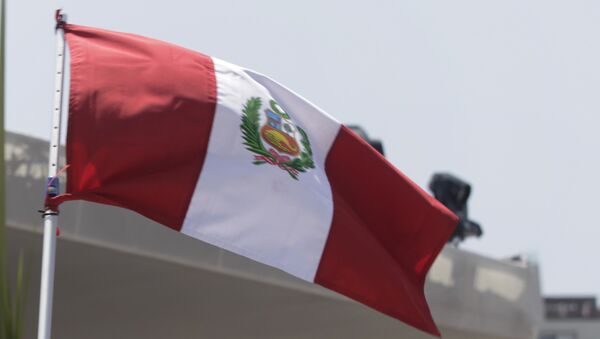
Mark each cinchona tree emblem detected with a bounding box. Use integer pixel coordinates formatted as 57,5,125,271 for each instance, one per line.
240,97,315,180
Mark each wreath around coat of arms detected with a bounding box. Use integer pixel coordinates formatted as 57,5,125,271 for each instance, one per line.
240,97,315,180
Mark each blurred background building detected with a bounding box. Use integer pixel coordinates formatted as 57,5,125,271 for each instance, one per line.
539,297,600,339
4,131,548,338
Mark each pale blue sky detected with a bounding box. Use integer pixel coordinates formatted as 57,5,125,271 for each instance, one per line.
6,0,600,298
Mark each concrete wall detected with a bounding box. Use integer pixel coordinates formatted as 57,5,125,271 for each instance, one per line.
4,131,543,339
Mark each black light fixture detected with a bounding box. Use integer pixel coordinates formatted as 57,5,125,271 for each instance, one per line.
347,125,385,156
429,173,482,244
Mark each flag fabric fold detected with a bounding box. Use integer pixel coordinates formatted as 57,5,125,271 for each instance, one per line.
51,23,457,336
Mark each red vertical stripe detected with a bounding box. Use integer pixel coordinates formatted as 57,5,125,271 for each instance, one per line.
317,126,457,336
55,24,217,230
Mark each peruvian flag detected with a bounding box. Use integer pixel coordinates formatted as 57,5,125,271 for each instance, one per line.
51,24,457,336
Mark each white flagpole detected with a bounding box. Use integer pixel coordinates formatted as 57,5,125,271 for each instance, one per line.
37,10,67,339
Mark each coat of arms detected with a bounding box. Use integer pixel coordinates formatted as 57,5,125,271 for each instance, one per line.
240,97,315,180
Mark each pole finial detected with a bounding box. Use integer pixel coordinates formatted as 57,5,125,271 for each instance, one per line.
55,9,67,30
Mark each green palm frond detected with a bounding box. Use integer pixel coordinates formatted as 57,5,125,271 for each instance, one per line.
298,127,313,158
240,97,271,158
0,248,28,339
281,127,314,175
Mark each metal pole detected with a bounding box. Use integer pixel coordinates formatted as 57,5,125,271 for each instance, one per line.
37,10,66,339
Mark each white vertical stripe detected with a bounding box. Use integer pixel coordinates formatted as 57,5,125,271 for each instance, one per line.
181,58,341,281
